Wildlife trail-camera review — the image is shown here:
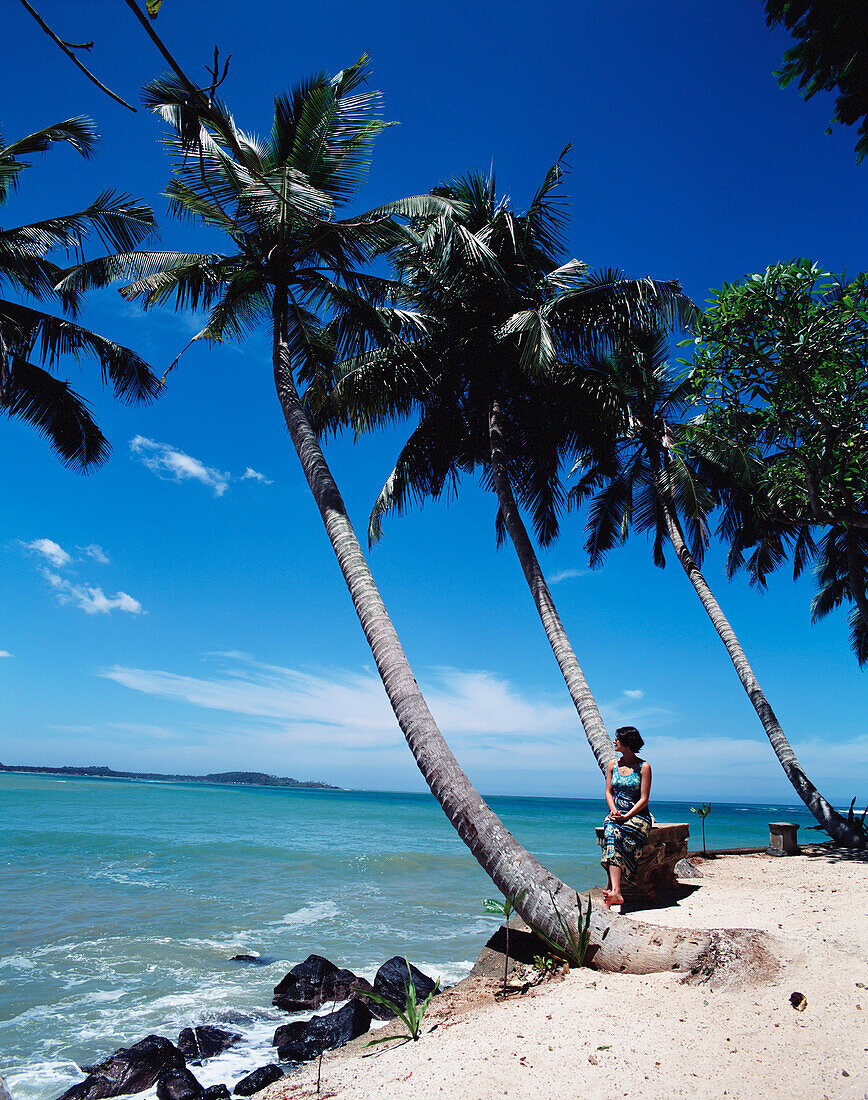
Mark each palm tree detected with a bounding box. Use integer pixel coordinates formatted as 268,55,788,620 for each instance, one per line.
313,162,693,772
0,117,159,468
570,328,865,847
59,62,773,971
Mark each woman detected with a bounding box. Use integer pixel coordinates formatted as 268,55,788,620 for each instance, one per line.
602,726,652,908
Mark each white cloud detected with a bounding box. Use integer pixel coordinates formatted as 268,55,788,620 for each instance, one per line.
130,437,272,496
78,544,110,565
130,436,231,497
549,568,588,585
22,538,71,568
0,650,12,658
240,467,273,485
623,689,645,700
44,571,143,616
100,657,582,752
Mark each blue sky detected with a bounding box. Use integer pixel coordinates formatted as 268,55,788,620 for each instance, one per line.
1,0,865,805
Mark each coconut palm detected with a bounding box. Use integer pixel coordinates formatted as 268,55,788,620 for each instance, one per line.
570,327,864,846
313,162,694,772
0,117,159,468
58,62,772,971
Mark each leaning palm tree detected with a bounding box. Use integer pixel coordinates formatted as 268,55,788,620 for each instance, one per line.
59,62,773,971
313,162,694,772
0,117,159,468
570,328,864,847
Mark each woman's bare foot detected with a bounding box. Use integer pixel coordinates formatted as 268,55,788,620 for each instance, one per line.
603,891,624,909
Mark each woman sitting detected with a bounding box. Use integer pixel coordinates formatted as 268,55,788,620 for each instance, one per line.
602,726,652,909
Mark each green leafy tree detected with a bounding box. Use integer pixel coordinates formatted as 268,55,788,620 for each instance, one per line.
570,325,864,847
313,160,693,773
0,117,159,468
690,260,868,669
765,0,868,162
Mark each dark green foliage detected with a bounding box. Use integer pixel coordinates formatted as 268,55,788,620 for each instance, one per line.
689,259,868,663
310,154,693,550
765,0,868,162
567,326,714,571
0,118,158,469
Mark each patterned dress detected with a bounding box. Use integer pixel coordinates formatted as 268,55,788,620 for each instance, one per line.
601,759,651,877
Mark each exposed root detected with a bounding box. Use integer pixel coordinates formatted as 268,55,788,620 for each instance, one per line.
681,928,780,989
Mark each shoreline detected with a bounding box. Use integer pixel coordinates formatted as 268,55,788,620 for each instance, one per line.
262,848,868,1099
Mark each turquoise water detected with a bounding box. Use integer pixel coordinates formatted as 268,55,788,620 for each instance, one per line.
0,773,820,1098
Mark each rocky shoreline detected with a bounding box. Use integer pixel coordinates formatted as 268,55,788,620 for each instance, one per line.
36,954,449,1100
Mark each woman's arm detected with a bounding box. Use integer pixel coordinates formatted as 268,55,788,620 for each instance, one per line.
604,759,619,818
623,762,652,821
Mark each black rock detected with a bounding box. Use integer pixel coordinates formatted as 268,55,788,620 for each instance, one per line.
229,955,270,966
177,1027,242,1062
57,1036,186,1100
232,1065,284,1097
156,1069,204,1100
362,957,437,1021
201,1088,230,1100
272,999,372,1061
272,954,372,1013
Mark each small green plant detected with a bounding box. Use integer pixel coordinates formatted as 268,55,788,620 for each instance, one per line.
532,954,558,977
690,803,712,855
358,959,440,1046
483,889,526,988
529,891,592,968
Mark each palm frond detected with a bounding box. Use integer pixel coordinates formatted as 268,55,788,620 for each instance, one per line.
0,299,160,404
1,354,109,470
0,118,98,204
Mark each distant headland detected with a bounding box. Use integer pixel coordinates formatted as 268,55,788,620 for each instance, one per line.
0,762,339,790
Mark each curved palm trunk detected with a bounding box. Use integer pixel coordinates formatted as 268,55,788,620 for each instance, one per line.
488,398,612,771
272,294,771,972
658,483,864,848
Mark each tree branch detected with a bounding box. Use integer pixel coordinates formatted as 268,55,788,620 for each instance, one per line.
17,0,137,112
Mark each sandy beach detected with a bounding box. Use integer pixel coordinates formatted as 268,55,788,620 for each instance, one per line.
264,848,868,1100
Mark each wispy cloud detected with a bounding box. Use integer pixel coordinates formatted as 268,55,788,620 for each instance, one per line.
130,436,231,496
130,437,272,496
623,689,644,700
21,538,71,568
18,538,144,616
101,655,580,751
549,568,588,585
78,544,110,565
43,571,143,616
99,655,675,758
240,467,273,485
0,650,12,658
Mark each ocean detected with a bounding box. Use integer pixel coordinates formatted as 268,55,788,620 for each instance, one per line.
0,772,821,1099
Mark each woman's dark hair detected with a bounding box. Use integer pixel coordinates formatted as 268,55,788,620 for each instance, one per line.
615,726,644,751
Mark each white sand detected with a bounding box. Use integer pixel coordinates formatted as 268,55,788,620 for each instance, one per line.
264,850,868,1099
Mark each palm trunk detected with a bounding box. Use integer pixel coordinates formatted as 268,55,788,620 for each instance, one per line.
271,292,772,973
658,481,864,848
488,397,612,771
